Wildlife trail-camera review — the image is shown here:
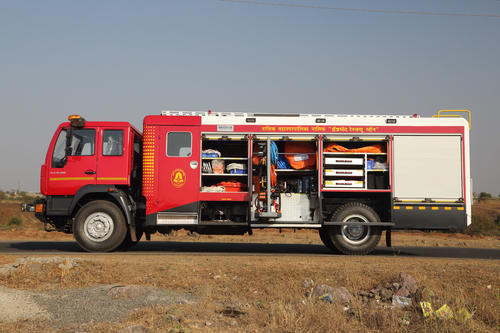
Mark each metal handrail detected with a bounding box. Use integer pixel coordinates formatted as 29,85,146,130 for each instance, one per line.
432,109,471,129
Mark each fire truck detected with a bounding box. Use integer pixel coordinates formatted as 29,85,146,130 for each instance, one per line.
25,110,472,254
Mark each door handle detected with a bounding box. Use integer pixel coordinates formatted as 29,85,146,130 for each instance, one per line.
85,170,96,175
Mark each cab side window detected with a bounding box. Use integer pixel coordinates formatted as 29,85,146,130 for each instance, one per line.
71,129,95,156
51,129,96,168
166,132,191,157
52,129,68,168
102,130,123,156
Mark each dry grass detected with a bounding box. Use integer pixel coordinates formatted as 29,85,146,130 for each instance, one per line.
0,202,72,240
0,254,498,332
469,199,500,236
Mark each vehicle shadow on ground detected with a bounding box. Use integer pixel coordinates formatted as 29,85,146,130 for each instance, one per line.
4,241,500,259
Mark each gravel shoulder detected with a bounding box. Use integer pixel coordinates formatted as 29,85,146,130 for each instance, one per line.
0,257,194,327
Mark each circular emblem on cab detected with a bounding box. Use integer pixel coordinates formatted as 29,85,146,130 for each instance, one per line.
171,168,186,188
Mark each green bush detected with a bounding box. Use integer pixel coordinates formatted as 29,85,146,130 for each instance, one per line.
478,192,492,201
7,217,23,228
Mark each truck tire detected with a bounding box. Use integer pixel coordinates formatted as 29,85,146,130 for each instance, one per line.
326,202,381,255
73,200,127,252
119,227,143,251
319,228,338,252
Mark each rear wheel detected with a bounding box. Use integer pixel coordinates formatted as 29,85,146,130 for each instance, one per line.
319,228,338,252
325,202,382,255
73,200,127,252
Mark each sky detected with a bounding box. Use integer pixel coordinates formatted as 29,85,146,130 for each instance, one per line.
0,0,499,194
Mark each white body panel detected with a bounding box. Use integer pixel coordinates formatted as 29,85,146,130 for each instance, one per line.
393,135,462,200
157,214,198,225
251,193,318,222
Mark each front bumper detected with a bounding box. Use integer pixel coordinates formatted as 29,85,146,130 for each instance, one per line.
21,198,47,222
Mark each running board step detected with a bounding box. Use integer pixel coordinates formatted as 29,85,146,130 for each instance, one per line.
323,222,394,226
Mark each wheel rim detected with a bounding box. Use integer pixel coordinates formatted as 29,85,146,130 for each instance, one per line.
341,214,370,245
83,212,114,242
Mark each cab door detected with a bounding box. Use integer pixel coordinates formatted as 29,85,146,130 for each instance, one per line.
155,126,200,219
96,127,130,186
47,127,97,195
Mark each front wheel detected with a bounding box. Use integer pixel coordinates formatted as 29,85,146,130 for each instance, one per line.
119,227,144,251
73,200,127,252
325,202,382,255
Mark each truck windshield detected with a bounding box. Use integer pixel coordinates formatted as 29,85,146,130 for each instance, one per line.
51,129,96,167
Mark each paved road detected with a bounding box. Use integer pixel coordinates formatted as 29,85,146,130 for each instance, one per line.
0,241,499,259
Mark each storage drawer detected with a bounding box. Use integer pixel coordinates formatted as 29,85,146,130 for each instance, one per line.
325,169,364,177
324,180,364,188
324,157,364,165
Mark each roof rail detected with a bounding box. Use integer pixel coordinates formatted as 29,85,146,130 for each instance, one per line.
161,110,415,118
432,109,471,129
161,110,249,117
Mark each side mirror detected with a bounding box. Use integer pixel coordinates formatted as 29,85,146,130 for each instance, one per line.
54,156,67,168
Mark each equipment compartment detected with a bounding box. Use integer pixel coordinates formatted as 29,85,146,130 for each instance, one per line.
201,136,249,192
322,138,390,190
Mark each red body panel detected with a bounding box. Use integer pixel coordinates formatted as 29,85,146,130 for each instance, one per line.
143,116,202,215
157,125,200,211
199,192,251,202
200,124,465,134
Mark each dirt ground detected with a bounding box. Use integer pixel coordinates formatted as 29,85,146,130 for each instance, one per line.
0,254,498,332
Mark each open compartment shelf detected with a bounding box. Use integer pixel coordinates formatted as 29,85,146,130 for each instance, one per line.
257,139,318,194
201,136,249,193
322,139,390,190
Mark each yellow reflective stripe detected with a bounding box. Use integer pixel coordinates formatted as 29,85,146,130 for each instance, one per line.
97,177,127,181
395,206,463,211
49,177,94,181
398,200,458,203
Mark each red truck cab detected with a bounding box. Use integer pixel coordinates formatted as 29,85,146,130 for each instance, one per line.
41,117,140,196
33,115,143,251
